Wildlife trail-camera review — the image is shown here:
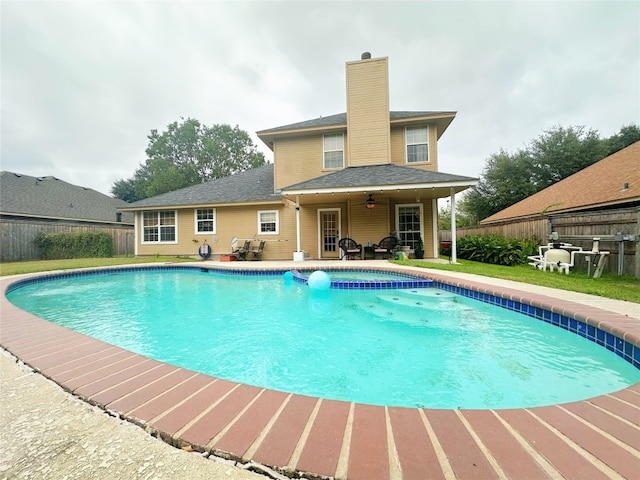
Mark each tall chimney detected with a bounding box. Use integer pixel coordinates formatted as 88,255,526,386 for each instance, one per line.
345,54,390,166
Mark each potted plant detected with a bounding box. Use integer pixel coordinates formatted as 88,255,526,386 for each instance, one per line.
414,237,424,259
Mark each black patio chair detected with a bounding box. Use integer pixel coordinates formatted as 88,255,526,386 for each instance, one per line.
338,238,363,260
373,236,399,259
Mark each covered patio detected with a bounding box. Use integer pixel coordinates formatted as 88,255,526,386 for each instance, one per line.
279,163,477,262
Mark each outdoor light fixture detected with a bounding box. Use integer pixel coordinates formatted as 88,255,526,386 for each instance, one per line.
366,194,376,209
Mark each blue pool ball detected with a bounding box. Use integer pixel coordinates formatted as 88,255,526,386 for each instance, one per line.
283,271,294,282
308,271,331,291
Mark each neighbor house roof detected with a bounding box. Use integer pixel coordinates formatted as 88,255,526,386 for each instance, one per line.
281,164,477,194
120,163,280,210
0,171,133,224
481,141,640,224
257,111,456,149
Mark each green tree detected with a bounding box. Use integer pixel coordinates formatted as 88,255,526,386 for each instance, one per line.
604,124,640,156
438,200,474,230
112,118,266,201
528,125,605,189
111,178,139,203
460,124,638,224
459,148,536,224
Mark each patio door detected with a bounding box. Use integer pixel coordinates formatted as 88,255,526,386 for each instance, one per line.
318,209,341,259
396,204,423,249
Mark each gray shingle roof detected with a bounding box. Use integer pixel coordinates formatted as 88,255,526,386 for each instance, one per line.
124,163,279,209
282,164,476,191
259,111,454,133
0,171,133,224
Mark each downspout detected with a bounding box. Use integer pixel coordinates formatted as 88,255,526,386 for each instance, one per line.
431,198,439,259
450,187,457,263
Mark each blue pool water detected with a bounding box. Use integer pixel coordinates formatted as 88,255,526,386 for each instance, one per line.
7,268,640,409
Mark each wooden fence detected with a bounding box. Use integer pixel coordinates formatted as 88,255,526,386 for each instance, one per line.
440,206,640,278
0,218,135,262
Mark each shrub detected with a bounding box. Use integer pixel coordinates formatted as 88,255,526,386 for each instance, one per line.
34,231,114,259
457,234,538,266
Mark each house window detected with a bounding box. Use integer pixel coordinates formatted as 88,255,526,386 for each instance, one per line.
258,210,279,234
195,208,216,234
396,204,423,249
142,210,176,243
323,133,344,169
406,126,429,163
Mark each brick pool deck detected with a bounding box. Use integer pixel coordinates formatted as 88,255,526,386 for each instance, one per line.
1,261,639,480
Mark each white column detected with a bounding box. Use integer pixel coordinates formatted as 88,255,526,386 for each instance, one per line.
293,195,304,261
134,211,139,256
431,198,438,259
450,187,457,263
296,195,301,252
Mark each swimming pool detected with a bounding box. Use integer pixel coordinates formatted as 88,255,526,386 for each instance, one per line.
7,266,639,409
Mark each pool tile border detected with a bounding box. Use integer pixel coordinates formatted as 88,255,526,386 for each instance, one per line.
2,263,639,480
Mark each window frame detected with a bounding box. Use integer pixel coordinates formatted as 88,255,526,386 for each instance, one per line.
405,126,429,164
257,210,279,235
323,133,344,169
395,203,424,250
194,208,216,235
142,210,178,244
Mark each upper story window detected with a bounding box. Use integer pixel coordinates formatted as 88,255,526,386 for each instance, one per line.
258,210,279,234
142,210,176,243
195,208,216,234
406,126,429,163
323,133,344,169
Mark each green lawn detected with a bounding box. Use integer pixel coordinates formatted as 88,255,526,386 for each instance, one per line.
1,256,638,304
393,258,640,303
0,256,197,277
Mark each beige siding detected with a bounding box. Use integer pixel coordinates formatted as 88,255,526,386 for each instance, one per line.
347,201,390,246
274,136,340,191
390,125,439,171
346,57,391,166
422,205,435,257
135,205,299,260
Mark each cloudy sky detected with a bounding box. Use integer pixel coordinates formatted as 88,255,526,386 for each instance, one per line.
2,1,638,197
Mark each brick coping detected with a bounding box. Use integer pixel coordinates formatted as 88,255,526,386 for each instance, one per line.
2,264,639,479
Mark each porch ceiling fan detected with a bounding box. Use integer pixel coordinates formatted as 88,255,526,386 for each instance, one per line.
357,193,386,209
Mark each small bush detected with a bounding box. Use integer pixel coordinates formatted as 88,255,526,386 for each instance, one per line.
34,232,114,259
457,234,538,266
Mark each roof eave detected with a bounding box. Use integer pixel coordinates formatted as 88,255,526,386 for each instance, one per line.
281,179,477,196
480,196,640,224
0,211,133,225
257,123,348,150
118,199,285,212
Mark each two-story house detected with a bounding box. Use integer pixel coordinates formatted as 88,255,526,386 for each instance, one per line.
120,53,477,260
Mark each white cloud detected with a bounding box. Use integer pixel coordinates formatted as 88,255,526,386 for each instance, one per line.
2,1,638,195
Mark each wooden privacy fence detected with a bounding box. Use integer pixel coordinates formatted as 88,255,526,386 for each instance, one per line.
0,219,135,262
440,206,640,278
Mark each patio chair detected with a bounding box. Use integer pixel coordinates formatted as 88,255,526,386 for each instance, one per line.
233,239,252,261
338,238,363,260
249,240,266,261
373,236,399,259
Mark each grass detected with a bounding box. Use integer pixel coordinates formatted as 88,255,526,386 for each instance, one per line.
0,256,197,277
392,258,640,304
1,256,638,304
